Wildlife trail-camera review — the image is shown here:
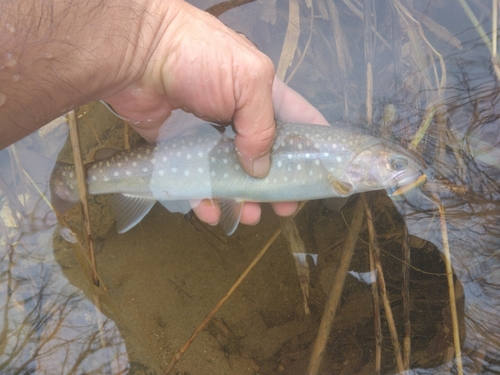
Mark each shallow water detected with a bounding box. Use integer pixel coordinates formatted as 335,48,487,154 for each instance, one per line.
1,1,500,374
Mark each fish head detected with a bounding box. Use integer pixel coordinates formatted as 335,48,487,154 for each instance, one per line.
346,142,425,192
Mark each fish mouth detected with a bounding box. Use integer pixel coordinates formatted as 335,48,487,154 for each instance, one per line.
390,170,427,197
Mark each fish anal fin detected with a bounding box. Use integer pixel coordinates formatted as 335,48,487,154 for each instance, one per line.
218,199,244,235
158,200,192,214
108,194,156,233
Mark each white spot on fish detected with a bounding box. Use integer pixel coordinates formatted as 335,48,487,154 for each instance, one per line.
314,143,320,149
223,173,228,179
297,164,302,171
336,156,342,163
210,171,216,177
158,170,165,176
117,162,122,167
62,171,66,177
309,170,313,176
114,171,119,177
284,176,289,182
305,153,310,158
277,160,282,168
176,151,181,157
91,176,97,181
224,147,229,153
211,157,216,163
298,143,303,150
273,178,278,183
289,139,294,145
162,156,167,162
234,164,240,171
223,158,228,164
287,166,291,172
132,162,137,167
198,151,204,158
186,154,191,160
287,155,293,159
126,171,131,176
103,177,109,182
150,158,155,164
332,144,337,149
142,167,148,173
172,167,177,173
184,170,190,176
99,169,104,174
323,152,329,157
197,168,203,174
314,160,320,166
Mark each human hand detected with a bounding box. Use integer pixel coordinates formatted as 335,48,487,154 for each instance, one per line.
102,0,329,228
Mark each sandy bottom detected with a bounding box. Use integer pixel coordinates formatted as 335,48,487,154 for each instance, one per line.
53,192,458,375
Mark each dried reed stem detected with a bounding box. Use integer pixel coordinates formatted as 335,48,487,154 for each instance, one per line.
364,197,404,373
435,196,464,375
165,202,308,374
68,110,99,288
362,194,382,374
307,198,364,375
402,225,411,369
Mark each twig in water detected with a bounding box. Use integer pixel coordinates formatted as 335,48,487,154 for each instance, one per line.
362,194,382,374
430,192,464,375
164,202,308,374
307,197,364,375
363,196,404,373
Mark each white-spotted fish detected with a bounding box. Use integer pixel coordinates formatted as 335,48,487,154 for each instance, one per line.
50,122,424,235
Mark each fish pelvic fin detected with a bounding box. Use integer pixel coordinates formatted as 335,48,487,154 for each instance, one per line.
109,194,156,233
219,199,244,235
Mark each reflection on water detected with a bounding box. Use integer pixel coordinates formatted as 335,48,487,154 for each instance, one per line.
2,0,500,374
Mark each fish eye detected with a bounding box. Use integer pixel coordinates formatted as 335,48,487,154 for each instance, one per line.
390,156,408,171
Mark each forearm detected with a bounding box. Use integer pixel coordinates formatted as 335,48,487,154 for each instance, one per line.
0,0,172,148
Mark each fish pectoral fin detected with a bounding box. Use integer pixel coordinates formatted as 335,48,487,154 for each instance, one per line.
218,199,244,236
109,194,156,233
328,177,354,196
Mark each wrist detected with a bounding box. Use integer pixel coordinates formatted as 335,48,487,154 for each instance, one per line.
0,0,173,147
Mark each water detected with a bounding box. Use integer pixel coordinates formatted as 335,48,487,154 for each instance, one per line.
1,0,500,374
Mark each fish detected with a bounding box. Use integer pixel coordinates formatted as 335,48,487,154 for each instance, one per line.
49,122,425,235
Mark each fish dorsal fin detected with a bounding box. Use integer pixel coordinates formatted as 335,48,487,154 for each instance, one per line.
108,194,156,233
219,199,244,235
94,148,121,161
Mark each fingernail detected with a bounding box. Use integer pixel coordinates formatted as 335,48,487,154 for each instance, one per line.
251,155,271,178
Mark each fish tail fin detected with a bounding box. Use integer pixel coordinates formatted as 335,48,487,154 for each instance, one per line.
18,150,80,214
49,162,81,214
